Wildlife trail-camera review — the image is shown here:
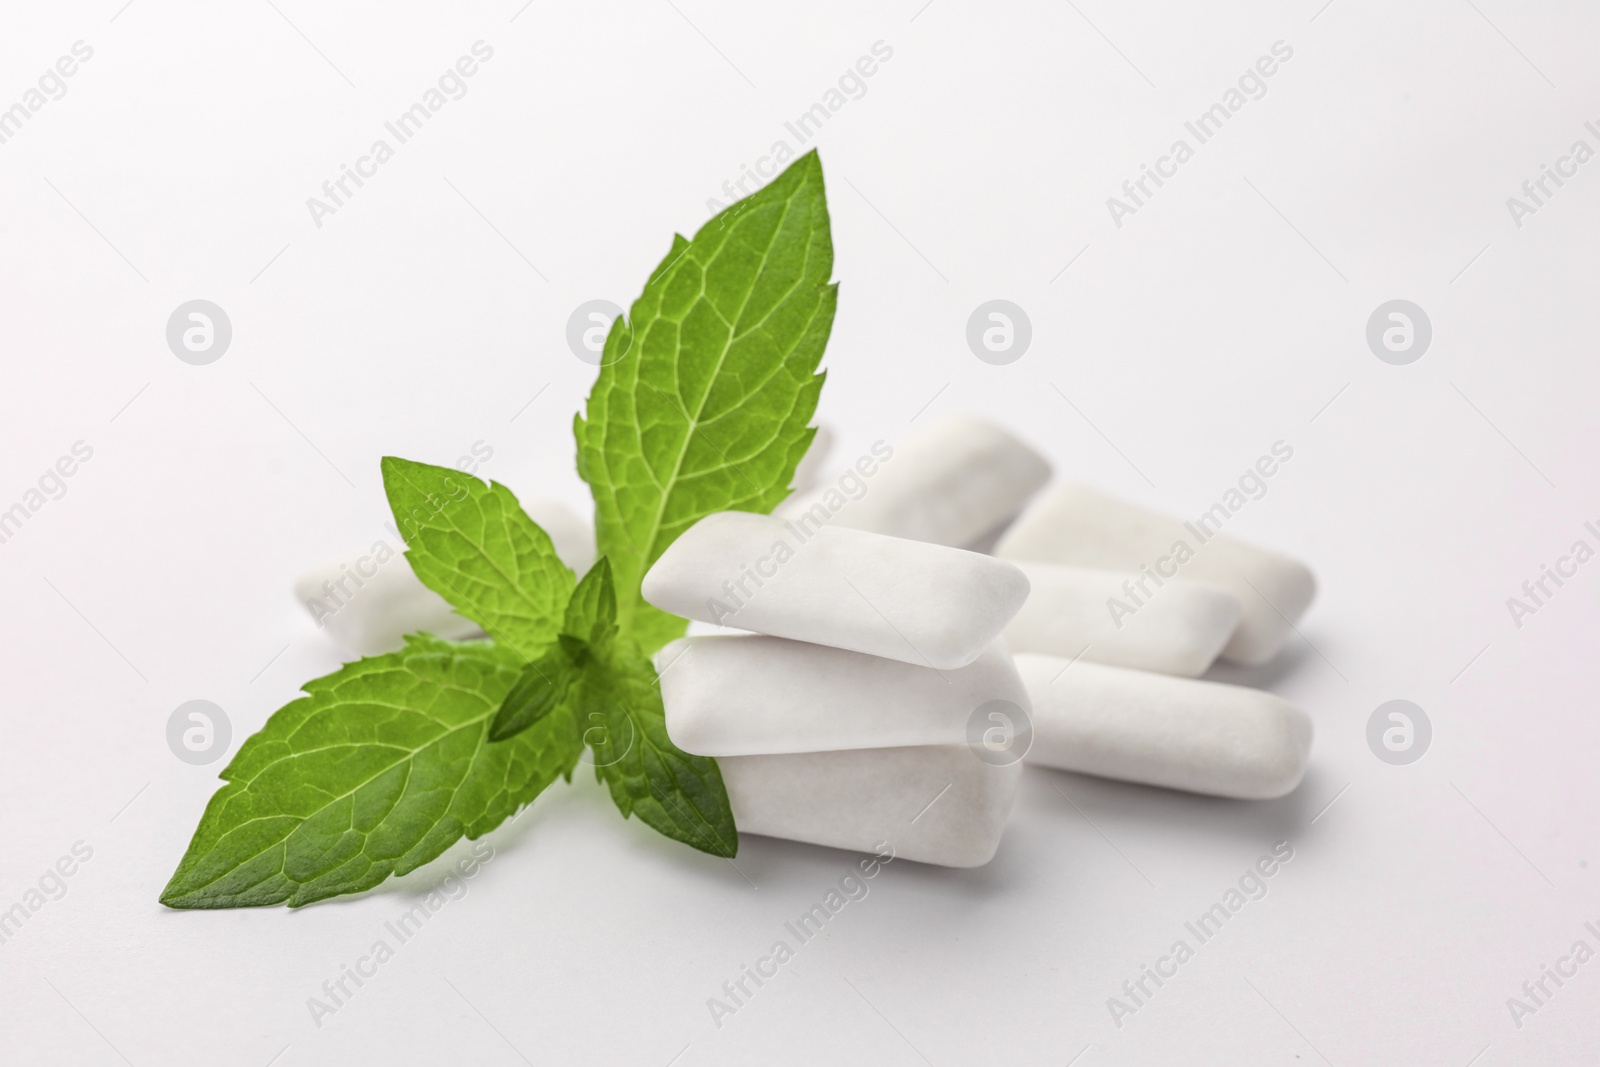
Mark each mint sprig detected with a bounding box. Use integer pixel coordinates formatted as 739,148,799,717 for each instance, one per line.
162,150,835,908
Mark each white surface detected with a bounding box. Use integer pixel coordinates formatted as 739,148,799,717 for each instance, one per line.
1,1,1597,1064
643,511,1029,669
1005,561,1242,676
656,634,1028,755
1017,653,1313,799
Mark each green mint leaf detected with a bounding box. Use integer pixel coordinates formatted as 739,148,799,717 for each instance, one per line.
487,645,576,743
583,653,738,857
381,456,575,656
575,150,835,651
649,234,691,285
160,634,583,909
562,557,618,653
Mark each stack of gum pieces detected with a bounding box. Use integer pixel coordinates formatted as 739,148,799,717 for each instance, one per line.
296,414,1318,869
642,513,1033,867
651,414,1315,866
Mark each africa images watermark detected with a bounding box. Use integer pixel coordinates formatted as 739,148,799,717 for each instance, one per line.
306,41,495,228
704,40,895,214
1505,119,1600,230
1504,518,1600,629
0,440,95,548
303,537,402,628
0,40,95,148
1106,41,1295,228
1106,841,1295,1028
0,841,94,947
306,841,495,1028
1106,440,1295,629
703,441,895,626
705,841,896,1029
1505,919,1600,1030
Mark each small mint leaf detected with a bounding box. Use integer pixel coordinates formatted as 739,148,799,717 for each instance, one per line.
487,645,576,743
381,456,575,657
583,653,738,858
160,634,584,909
575,150,834,652
562,557,618,653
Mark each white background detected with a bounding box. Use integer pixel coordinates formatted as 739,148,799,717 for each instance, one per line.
1,1,1597,1064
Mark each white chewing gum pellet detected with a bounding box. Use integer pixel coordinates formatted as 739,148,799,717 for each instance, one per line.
1004,562,1241,677
996,484,1315,666
1015,654,1313,799
655,635,1029,755
641,511,1030,670
719,745,1022,867
776,413,1051,548
296,498,594,657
